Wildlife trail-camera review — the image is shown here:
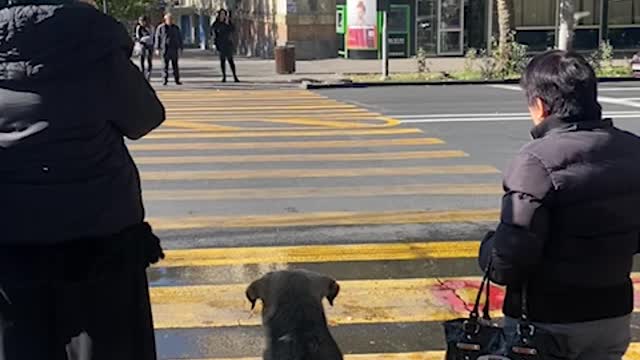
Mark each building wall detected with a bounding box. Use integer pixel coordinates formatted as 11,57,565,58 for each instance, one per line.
172,0,337,58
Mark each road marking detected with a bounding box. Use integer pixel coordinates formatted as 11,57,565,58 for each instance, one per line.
247,117,395,129
488,84,521,91
144,183,500,201
164,120,240,132
150,276,503,328
159,345,640,360
489,84,640,110
167,352,445,360
148,208,500,230
599,96,640,109
128,138,446,151
159,240,480,267
144,128,422,139
141,165,499,181
135,150,468,165
150,274,640,329
598,87,640,92
394,110,640,118
164,104,359,111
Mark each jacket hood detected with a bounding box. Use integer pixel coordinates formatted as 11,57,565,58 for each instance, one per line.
0,1,133,82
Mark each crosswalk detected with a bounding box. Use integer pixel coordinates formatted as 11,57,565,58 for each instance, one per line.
134,89,640,359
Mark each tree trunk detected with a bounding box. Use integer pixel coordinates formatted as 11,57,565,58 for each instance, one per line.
558,0,576,50
496,0,514,53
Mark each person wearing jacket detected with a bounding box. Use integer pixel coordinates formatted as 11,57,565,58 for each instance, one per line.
135,15,154,80
155,13,183,85
211,9,239,83
479,50,640,360
0,0,165,358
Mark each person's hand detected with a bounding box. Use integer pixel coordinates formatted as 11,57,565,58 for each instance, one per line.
155,50,160,56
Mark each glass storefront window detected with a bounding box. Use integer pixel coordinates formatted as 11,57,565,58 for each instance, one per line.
609,0,633,25
577,0,601,25
514,0,556,27
440,31,461,52
441,0,462,29
388,6,408,32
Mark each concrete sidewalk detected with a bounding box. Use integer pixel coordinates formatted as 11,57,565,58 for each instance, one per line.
148,49,466,86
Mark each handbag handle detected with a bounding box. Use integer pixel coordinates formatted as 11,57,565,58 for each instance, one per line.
470,260,492,320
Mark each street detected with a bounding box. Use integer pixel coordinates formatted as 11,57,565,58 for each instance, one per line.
134,82,640,359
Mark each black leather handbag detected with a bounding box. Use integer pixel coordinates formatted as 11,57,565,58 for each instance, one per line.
442,263,569,360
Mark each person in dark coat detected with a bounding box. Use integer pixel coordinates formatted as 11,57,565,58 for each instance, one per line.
155,13,183,85
0,0,166,358
135,15,154,80
211,9,239,83
479,50,640,360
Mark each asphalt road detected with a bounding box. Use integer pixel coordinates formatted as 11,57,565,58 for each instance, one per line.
133,81,640,359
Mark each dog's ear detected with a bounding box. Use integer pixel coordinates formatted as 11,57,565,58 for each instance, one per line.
246,277,268,310
326,279,340,306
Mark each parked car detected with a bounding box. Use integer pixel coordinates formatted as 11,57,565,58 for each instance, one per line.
632,51,640,78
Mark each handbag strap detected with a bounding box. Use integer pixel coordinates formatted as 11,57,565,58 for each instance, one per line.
520,281,529,322
470,260,492,320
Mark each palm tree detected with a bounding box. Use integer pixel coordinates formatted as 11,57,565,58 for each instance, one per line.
495,0,514,74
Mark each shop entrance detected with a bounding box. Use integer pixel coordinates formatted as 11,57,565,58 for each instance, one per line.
416,0,465,55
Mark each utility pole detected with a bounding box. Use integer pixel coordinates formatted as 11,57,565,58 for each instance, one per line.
600,0,609,42
381,9,389,80
557,0,575,50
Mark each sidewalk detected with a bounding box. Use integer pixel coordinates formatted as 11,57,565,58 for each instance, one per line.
154,49,466,84
149,49,632,88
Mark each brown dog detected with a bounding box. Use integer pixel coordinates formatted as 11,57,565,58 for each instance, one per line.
246,270,344,360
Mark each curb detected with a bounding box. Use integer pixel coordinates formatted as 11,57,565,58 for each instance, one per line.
303,76,637,90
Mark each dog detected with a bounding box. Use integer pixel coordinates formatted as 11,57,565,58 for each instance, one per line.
246,270,344,360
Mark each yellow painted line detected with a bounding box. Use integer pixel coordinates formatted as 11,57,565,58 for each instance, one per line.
162,345,640,360
141,165,499,182
144,183,500,201
128,138,446,151
148,209,500,231
135,150,468,165
159,240,480,268
151,273,640,329
253,118,378,129
165,114,383,121
150,277,497,329
144,128,422,139
169,352,444,360
164,105,359,111
164,120,240,132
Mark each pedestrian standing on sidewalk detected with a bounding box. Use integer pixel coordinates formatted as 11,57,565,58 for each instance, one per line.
0,0,166,359
211,9,240,83
155,13,183,85
136,15,154,80
479,50,640,360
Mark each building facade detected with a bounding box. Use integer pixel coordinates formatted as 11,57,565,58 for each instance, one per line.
170,0,640,58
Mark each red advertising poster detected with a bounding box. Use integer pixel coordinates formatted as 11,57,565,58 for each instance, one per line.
347,0,377,50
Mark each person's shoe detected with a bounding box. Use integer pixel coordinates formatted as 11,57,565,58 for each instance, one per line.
163,80,168,86
176,81,182,85
234,77,240,83
222,77,227,83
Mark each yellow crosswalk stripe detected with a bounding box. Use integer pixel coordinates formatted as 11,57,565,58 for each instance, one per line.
145,128,422,139
150,274,640,329
135,150,468,165
165,105,359,111
129,138,446,151
159,240,480,268
141,165,499,181
148,209,500,230
144,183,501,201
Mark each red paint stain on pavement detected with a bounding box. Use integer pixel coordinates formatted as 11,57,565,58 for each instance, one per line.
432,280,505,315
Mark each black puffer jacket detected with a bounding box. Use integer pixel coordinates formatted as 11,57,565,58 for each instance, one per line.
480,114,640,323
0,1,165,244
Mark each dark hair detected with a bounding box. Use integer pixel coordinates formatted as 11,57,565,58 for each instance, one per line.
217,9,227,17
520,50,601,121
139,15,148,22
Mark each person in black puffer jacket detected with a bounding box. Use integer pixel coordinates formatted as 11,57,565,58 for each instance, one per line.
0,0,165,359
479,51,640,360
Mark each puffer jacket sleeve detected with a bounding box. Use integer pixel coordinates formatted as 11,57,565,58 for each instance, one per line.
479,151,554,286
105,52,165,139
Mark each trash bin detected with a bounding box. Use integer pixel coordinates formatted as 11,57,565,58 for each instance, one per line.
275,44,296,74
